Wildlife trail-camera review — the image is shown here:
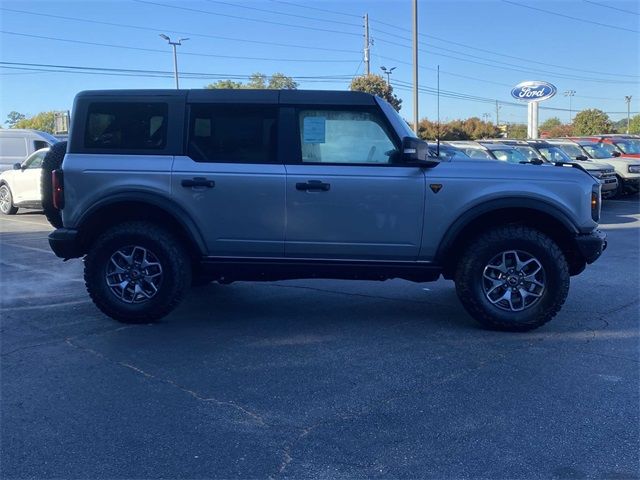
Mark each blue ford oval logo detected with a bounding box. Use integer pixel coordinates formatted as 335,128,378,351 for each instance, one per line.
511,81,557,102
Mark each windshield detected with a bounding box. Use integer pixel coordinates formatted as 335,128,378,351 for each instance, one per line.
514,146,545,162
429,145,470,161
580,142,616,159
614,139,640,154
491,148,528,164
537,146,572,162
554,143,585,159
460,147,493,160
376,98,416,139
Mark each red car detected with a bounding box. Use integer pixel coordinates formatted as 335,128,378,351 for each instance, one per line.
570,135,640,158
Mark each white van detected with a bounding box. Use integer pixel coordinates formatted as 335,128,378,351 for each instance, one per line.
0,129,58,171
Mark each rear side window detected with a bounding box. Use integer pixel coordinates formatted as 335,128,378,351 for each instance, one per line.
0,137,28,157
84,102,168,150
187,105,277,163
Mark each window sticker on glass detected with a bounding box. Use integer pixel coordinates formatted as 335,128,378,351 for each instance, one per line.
303,116,326,144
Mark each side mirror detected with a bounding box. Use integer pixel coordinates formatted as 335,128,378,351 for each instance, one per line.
612,151,621,157
13,163,21,170
402,137,439,167
575,155,588,161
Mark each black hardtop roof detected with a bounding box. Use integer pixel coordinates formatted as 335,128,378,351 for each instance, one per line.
75,89,378,106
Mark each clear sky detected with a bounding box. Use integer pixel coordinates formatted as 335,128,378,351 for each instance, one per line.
0,0,638,127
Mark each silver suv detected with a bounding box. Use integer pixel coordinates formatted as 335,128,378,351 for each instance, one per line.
47,89,606,331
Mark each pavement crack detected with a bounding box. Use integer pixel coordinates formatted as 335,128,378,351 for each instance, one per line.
65,337,266,427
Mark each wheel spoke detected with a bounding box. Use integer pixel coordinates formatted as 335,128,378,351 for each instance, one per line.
105,245,163,304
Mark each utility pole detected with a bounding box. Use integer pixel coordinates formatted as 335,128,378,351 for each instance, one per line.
364,14,370,75
412,0,418,134
625,96,632,134
495,100,501,127
160,34,188,89
564,90,576,123
482,113,491,123
380,66,396,85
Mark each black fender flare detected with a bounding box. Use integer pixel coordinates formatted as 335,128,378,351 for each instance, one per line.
435,197,580,263
76,191,207,256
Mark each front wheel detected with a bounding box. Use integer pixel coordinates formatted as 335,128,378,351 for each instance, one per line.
0,185,18,215
454,225,570,332
84,221,192,323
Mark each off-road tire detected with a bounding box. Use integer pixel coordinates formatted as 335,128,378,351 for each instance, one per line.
454,225,570,332
41,141,66,228
84,221,192,323
0,184,18,215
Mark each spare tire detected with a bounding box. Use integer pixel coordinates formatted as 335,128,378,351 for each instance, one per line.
41,141,67,228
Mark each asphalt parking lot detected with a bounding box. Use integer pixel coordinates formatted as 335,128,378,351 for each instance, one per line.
1,199,639,479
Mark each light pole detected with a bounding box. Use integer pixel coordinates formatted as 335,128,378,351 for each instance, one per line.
159,34,189,89
625,96,632,134
380,66,396,86
564,90,576,123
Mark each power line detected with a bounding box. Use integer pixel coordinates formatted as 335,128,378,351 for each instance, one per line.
0,31,357,63
583,0,640,16
369,26,639,81
369,20,638,78
267,0,362,19
204,0,361,28
501,0,640,33
133,0,363,37
0,7,361,54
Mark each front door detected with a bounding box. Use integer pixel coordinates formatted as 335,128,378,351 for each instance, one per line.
13,150,45,204
171,104,285,257
284,108,425,261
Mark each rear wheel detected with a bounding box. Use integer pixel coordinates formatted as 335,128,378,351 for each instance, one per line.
0,185,18,215
84,221,192,323
454,225,570,332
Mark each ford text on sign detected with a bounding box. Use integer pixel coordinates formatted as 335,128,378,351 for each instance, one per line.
511,81,557,102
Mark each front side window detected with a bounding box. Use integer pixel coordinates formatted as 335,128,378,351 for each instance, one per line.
462,148,493,160
491,148,527,164
23,150,46,169
33,140,51,151
554,143,584,159
85,102,167,150
298,110,398,164
188,105,277,163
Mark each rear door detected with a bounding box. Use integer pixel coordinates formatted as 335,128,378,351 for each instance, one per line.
171,102,286,257
283,107,425,260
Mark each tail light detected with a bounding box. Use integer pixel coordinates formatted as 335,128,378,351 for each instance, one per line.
52,169,64,210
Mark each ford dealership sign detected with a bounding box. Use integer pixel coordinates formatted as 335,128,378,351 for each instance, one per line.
511,81,557,102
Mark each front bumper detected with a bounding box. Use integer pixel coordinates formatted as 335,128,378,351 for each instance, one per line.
48,228,83,259
621,177,640,192
575,229,607,264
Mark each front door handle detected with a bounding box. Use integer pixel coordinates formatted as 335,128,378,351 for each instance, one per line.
181,177,215,188
296,180,331,192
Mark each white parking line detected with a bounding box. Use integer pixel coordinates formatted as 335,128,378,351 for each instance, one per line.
1,243,53,255
0,216,50,227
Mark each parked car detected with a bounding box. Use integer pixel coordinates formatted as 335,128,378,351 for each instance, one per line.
46,89,606,332
576,135,640,158
479,139,546,163
448,141,530,163
524,140,618,198
0,147,48,215
550,138,640,195
427,142,471,161
0,129,57,171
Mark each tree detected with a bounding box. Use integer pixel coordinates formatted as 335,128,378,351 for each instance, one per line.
14,111,56,133
572,109,613,135
349,74,402,111
544,123,574,138
205,79,244,89
505,124,528,139
205,72,298,90
540,117,562,131
6,111,25,128
268,72,298,90
628,114,640,134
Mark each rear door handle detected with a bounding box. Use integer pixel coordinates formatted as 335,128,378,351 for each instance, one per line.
296,180,331,192
181,177,215,188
